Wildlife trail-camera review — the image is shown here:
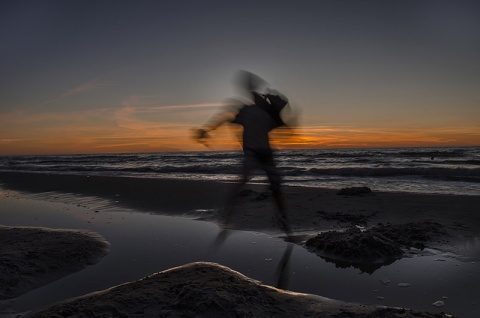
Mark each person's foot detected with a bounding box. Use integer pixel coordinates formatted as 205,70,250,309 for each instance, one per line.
278,219,293,240
211,229,232,250
217,207,233,228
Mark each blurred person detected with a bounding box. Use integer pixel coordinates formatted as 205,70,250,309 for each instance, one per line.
195,71,292,236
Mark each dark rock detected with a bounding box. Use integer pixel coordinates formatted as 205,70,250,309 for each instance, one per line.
337,187,372,196
238,189,270,201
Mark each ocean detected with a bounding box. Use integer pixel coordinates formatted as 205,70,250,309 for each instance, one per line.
1,146,479,196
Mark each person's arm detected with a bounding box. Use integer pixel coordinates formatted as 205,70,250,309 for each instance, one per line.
194,100,241,144
202,109,237,132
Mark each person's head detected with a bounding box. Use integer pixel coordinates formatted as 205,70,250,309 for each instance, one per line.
234,70,267,93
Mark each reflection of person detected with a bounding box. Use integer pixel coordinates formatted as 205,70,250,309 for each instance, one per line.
274,243,294,289
195,71,291,236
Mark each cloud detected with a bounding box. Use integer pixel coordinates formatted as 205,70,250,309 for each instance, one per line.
38,79,112,107
269,125,480,149
123,95,227,110
62,79,110,97
0,108,113,126
114,96,229,131
0,138,36,143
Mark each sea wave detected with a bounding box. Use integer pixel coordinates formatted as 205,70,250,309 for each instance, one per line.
306,166,480,181
397,149,467,158
2,163,479,183
2,148,479,192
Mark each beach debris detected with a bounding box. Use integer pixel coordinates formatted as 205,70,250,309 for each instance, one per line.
238,189,270,201
432,300,445,307
380,278,391,285
398,283,411,287
316,210,376,226
253,192,269,201
376,296,385,300
239,189,254,197
337,186,372,196
265,258,273,262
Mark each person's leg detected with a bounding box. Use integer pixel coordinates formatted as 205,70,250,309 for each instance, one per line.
271,188,291,235
223,174,247,225
262,152,291,235
223,150,255,225
274,243,294,289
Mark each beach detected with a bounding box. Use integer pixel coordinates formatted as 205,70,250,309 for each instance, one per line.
1,171,479,317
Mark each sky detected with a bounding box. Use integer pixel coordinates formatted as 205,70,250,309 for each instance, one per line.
1,0,479,155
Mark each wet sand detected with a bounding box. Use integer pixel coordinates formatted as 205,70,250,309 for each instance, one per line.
1,171,479,317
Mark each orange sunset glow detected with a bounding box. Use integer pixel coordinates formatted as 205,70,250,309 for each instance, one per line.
1,103,478,156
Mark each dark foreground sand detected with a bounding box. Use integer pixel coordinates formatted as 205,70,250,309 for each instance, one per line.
23,262,451,318
1,172,479,317
0,225,109,300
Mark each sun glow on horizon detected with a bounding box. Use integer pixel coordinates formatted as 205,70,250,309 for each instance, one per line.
1,94,479,156
1,108,478,156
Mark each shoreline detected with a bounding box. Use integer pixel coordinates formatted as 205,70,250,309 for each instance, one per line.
1,172,478,249
1,171,479,317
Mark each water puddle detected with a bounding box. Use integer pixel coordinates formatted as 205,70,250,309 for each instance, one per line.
0,189,479,317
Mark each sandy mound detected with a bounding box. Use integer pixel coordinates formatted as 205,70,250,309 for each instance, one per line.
25,262,451,318
372,221,448,250
0,226,109,300
306,226,404,263
305,221,448,264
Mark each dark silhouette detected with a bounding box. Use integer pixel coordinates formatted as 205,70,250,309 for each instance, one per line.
196,71,292,237
274,243,294,289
